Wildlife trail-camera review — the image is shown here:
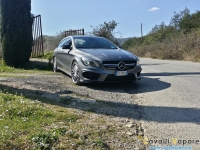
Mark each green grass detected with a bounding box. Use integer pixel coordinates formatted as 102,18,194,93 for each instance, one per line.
0,88,79,149
0,52,53,73
39,51,54,63
0,58,53,73
0,86,117,149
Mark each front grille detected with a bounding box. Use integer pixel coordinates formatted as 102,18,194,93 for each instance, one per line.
105,74,136,82
103,60,136,71
103,61,136,64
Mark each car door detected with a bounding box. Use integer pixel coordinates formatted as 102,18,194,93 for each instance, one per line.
57,37,72,74
55,38,68,71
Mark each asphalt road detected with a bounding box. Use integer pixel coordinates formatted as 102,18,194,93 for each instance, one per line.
137,58,200,149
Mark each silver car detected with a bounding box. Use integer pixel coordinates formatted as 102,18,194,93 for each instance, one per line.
53,35,142,84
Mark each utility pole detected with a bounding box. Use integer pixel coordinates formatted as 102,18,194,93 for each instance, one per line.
141,23,143,42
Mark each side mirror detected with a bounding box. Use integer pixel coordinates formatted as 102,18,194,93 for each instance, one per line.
62,44,71,49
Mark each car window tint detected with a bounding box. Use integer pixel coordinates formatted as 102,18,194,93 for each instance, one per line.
99,38,117,49
65,38,72,47
58,38,67,47
74,37,117,49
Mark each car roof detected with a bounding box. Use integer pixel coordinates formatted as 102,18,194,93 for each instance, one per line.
70,35,103,38
60,35,104,42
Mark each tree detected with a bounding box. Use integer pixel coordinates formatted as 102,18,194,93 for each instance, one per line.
1,0,33,67
179,10,200,33
90,20,119,45
170,7,190,30
147,22,172,43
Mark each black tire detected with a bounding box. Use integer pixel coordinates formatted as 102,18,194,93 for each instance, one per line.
71,61,81,85
53,57,57,72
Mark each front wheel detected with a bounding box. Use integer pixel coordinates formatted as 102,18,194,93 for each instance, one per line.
71,61,81,85
53,57,57,72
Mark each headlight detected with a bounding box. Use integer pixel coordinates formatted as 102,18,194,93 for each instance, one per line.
136,57,140,65
81,57,100,67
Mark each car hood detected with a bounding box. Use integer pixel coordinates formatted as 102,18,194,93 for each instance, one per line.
76,48,137,61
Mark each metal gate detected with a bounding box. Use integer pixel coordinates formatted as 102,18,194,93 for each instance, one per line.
64,29,84,37
32,15,44,57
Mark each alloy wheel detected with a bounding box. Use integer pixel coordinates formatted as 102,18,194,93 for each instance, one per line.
53,57,57,72
71,61,81,84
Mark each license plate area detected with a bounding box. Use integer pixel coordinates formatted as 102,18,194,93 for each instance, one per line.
115,71,128,76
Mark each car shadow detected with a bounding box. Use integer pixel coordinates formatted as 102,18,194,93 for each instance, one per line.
82,71,200,94
1,83,199,124
141,63,167,66
82,76,171,94
64,99,200,124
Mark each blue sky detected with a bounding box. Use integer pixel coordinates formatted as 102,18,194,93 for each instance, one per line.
31,0,200,38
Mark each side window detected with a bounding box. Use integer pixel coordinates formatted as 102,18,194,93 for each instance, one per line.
58,38,67,47
64,38,72,47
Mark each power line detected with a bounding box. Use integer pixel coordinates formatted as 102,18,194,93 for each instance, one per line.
132,0,189,35
170,0,189,11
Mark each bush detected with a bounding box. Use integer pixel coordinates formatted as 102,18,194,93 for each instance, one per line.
128,29,200,62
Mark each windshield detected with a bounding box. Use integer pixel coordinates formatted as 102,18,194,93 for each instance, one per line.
74,37,118,49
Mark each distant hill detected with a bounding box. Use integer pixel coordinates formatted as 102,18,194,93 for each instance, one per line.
117,37,133,46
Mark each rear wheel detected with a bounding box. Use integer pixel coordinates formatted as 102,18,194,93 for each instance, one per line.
71,61,81,85
53,57,57,72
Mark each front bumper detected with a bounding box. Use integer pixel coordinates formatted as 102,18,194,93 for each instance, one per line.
79,64,142,83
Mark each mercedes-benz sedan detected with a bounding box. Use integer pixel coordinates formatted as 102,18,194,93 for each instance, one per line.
53,35,142,84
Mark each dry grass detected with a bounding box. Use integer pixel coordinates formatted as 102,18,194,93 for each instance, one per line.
129,29,200,62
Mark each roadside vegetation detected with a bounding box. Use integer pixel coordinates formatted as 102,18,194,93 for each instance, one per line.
0,57,53,74
122,8,200,62
39,51,54,64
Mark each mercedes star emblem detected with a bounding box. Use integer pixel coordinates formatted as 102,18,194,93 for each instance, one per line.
118,61,126,70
